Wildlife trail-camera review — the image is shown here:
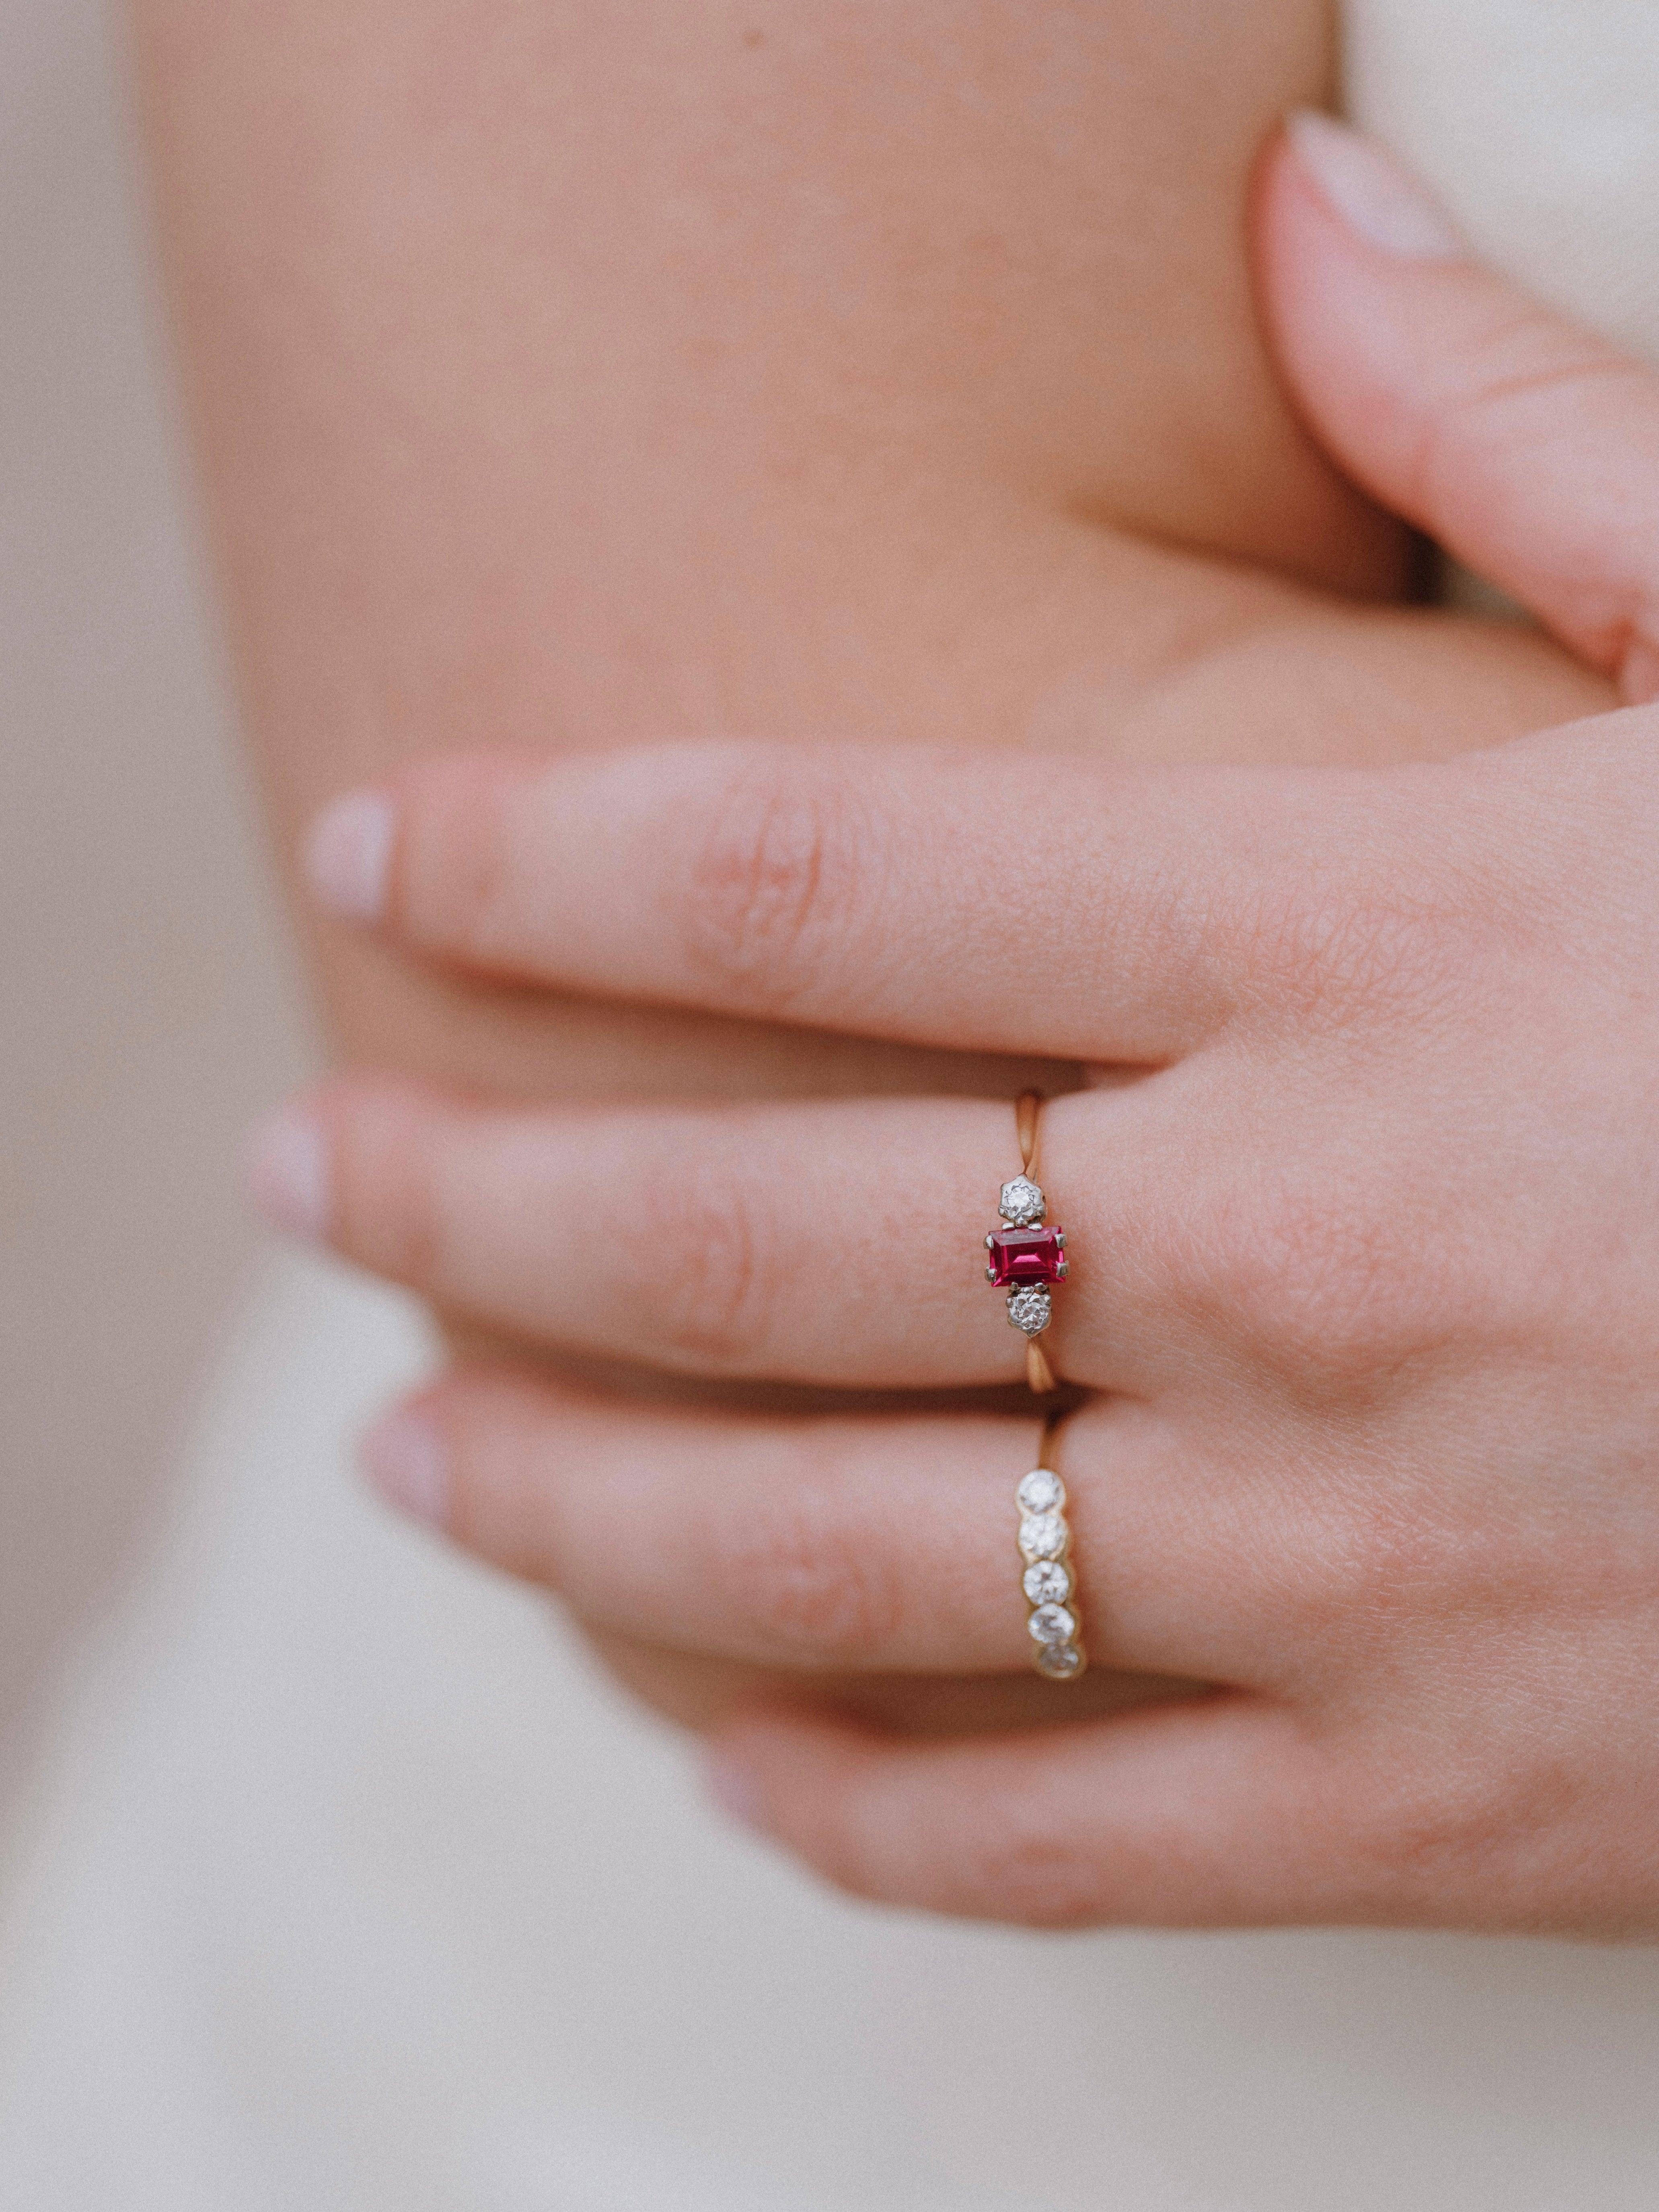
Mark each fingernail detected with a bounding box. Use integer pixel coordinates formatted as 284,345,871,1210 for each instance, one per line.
360,1407,451,1531
304,790,395,922
1286,109,1460,261
241,1104,331,1241
705,1749,770,1837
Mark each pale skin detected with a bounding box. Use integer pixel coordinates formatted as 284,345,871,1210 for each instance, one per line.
135,0,1617,1744
247,132,1659,1937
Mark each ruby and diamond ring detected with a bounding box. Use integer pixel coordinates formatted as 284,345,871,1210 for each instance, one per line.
986,1092,1066,1396
985,1174,1067,1334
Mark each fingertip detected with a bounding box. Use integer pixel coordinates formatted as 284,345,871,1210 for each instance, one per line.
1281,109,1461,263
304,789,396,923
704,1706,902,1895
703,1744,773,1838
360,1402,452,1531
242,1101,331,1242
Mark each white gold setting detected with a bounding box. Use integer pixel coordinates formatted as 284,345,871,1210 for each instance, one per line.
1007,1285,1053,1337
1016,1458,1086,1679
999,1176,1046,1227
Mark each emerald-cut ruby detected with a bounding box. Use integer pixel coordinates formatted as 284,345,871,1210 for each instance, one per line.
987,1225,1066,1286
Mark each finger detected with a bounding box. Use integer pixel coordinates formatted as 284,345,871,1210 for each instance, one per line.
260,1077,1223,1394
704,1696,1365,1927
364,1376,1054,1674
1261,113,1659,703
300,740,1354,1064
357,1373,1342,1684
582,1624,1196,1738
279,1082,1039,1387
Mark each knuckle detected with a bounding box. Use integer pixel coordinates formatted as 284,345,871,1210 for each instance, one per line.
1281,1492,1464,1650
715,1490,905,1665
1195,1173,1443,1403
1241,877,1466,1036
804,1801,1102,1926
628,1150,776,1371
441,1375,567,1579
332,1087,447,1287
682,768,869,1008
1348,1734,1560,1912
402,754,525,960
951,1805,1106,1928
1410,317,1649,520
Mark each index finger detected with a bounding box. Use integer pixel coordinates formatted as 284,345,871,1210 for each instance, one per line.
303,740,1390,1064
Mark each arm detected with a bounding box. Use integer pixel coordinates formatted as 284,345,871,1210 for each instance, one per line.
131,0,1601,1117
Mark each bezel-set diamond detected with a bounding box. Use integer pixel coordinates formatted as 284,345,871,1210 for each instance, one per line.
1018,1511,1068,1562
1016,1468,1065,1516
1028,1603,1078,1645
1034,1641,1084,1680
1022,1559,1071,1606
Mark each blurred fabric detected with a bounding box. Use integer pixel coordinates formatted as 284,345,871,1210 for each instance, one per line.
0,0,308,1803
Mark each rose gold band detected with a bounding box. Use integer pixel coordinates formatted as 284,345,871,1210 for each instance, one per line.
1016,1089,1042,1177
1018,1090,1060,1395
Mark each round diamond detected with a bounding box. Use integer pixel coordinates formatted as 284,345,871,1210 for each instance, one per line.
1016,1468,1065,1515
1023,1559,1071,1607
1035,1641,1084,1680
1028,1603,1077,1645
1007,1285,1053,1336
1018,1511,1067,1562
999,1176,1046,1227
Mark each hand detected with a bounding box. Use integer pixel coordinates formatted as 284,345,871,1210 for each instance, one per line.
246,120,1659,1932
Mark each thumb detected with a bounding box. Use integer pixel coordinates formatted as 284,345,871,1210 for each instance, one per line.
1259,109,1659,705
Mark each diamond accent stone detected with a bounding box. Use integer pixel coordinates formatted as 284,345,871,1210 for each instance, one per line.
1023,1559,1071,1607
1028,1603,1077,1645
999,1176,1046,1227
1035,1641,1084,1680
1007,1285,1053,1336
1019,1511,1067,1562
1016,1468,1065,1515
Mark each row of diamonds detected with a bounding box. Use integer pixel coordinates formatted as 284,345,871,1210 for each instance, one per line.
1016,1466,1086,1681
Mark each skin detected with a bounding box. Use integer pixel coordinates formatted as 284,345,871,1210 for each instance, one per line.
258,139,1659,1935
131,0,1602,1111
134,3,1607,1733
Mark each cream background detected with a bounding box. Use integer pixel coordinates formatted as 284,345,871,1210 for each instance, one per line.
0,0,308,1795
5,5,1659,2206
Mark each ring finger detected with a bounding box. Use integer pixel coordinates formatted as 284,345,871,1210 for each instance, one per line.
246,1080,1186,1391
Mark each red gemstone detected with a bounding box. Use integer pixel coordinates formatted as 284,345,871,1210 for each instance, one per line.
987,1226,1067,1287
